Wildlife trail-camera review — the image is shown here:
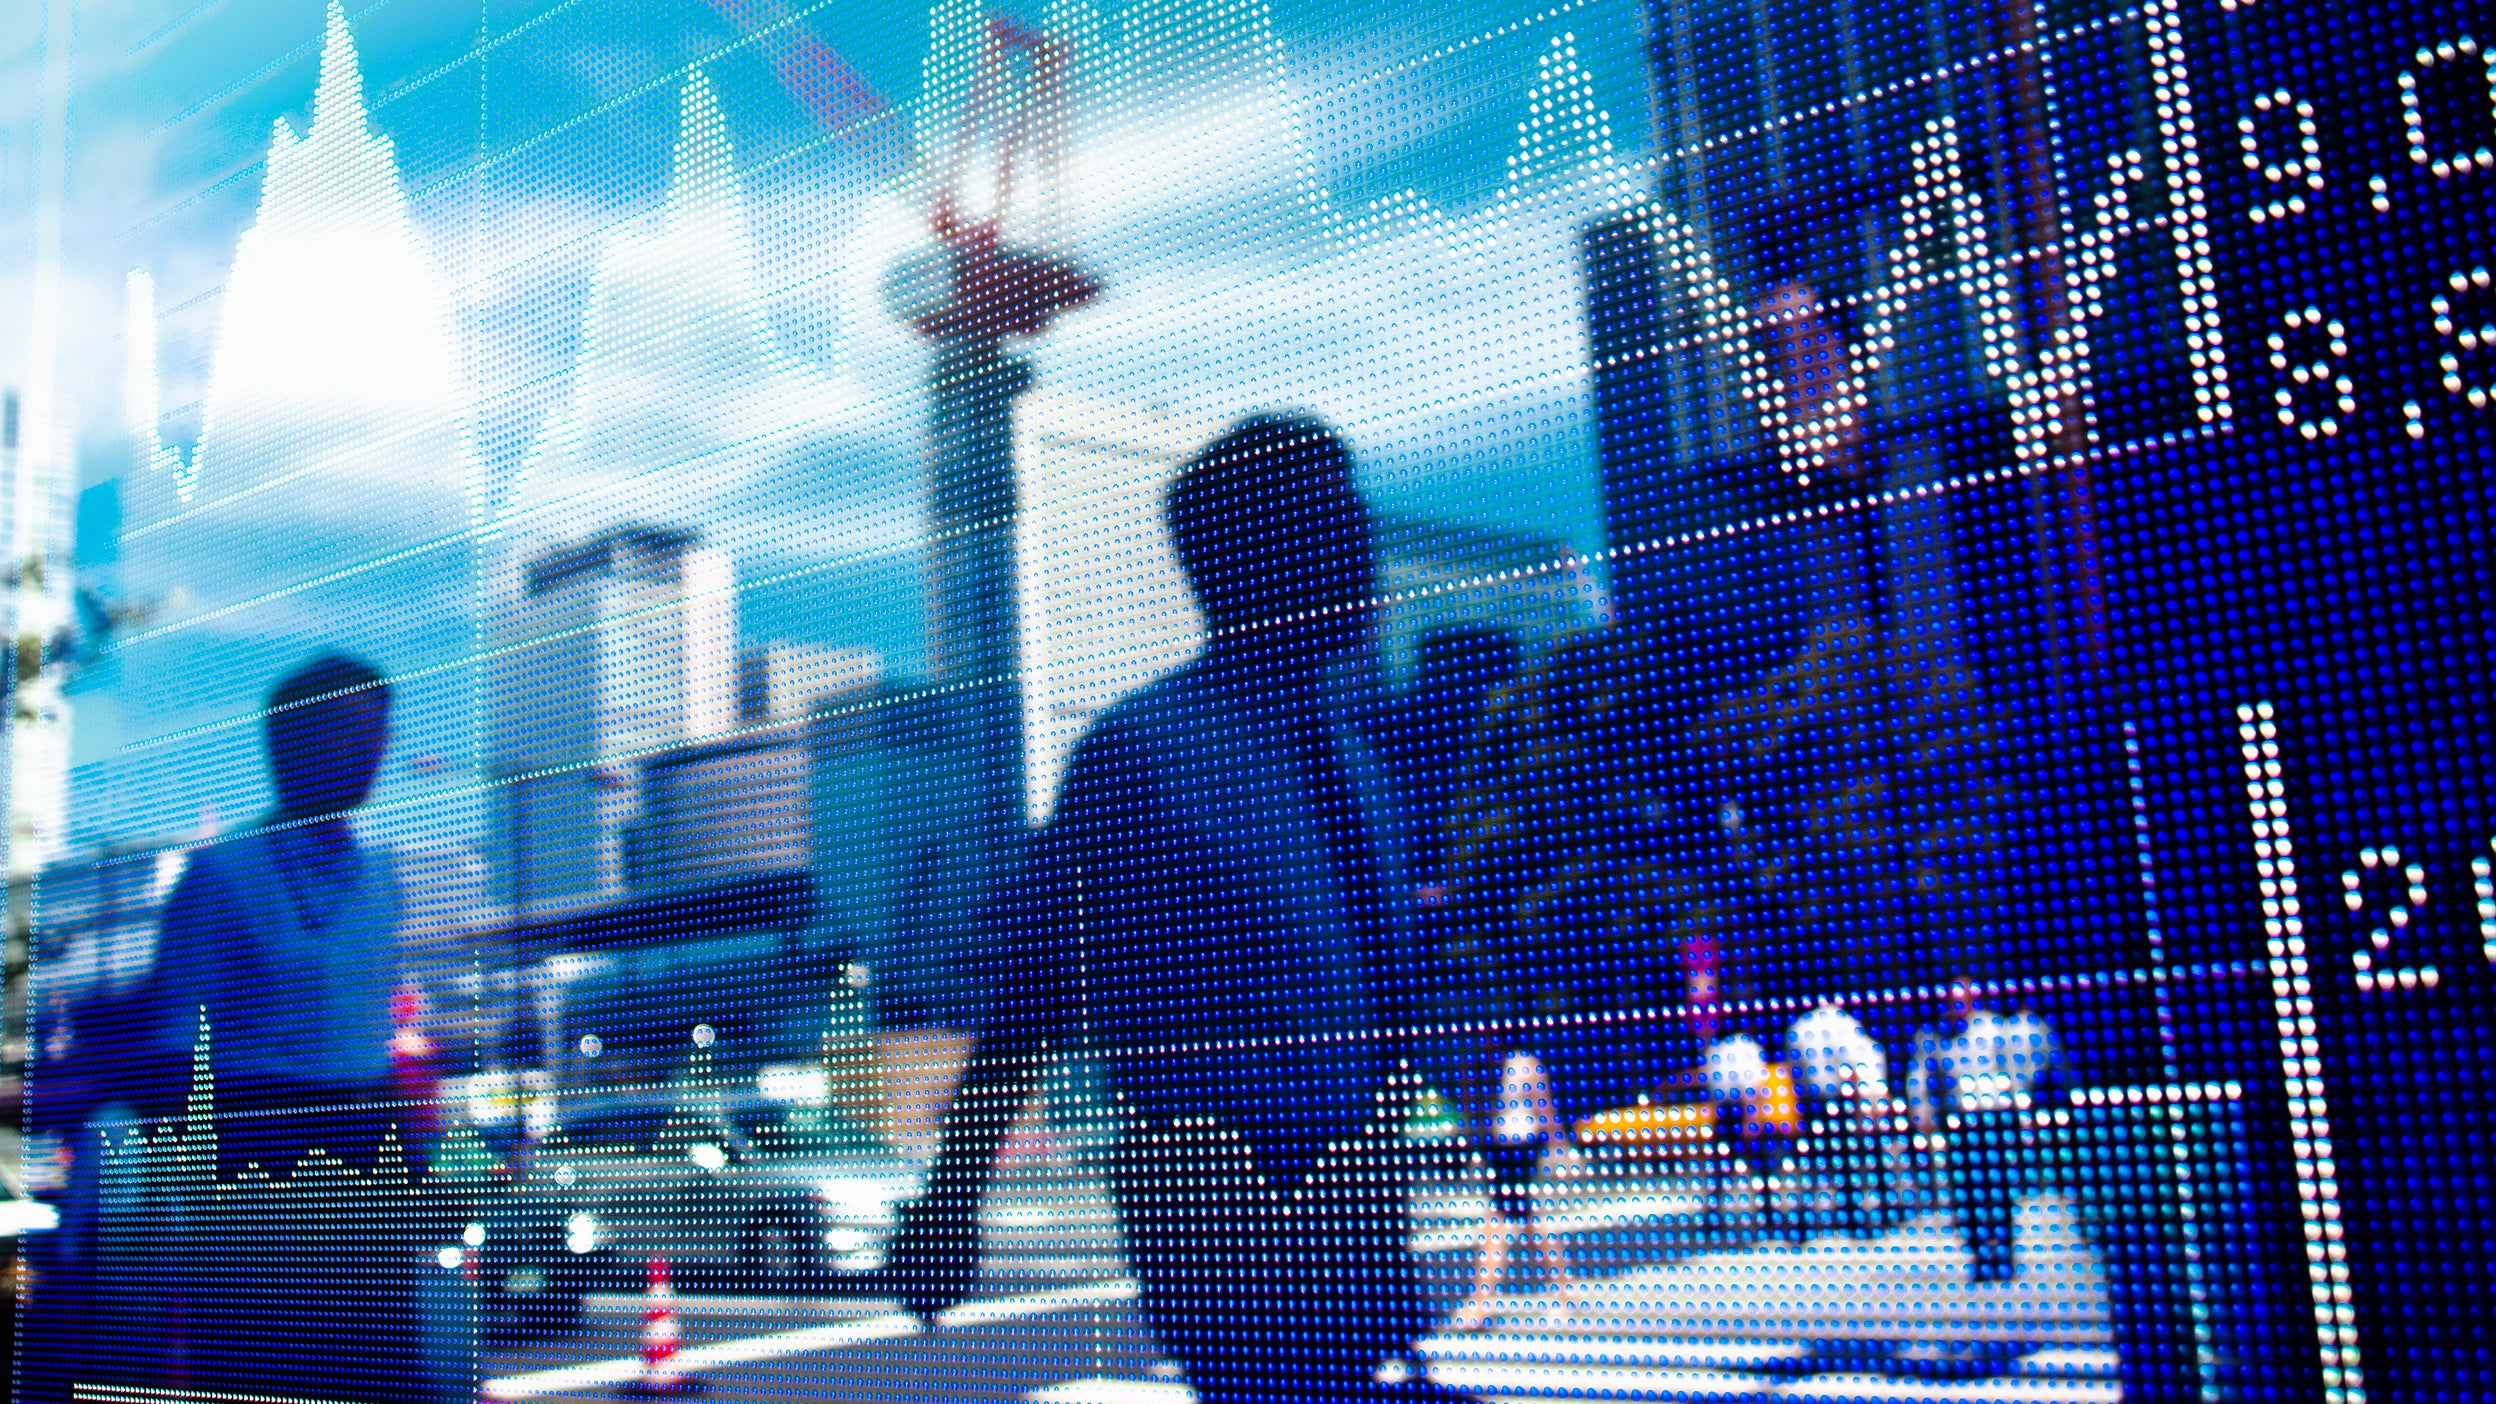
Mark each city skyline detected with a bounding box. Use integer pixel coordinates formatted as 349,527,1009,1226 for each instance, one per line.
46,0,1652,548
57,0,1644,857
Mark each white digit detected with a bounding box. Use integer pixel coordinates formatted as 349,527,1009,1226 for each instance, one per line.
2433,266,2494,411
2240,89,2324,222
2268,307,2354,439
2340,845,2436,990
2472,839,2494,965
2400,36,2495,180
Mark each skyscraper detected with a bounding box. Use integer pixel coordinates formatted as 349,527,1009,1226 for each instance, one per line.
487,525,739,914
1014,392,1217,823
740,642,882,724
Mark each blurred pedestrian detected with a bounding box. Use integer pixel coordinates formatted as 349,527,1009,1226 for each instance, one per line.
1702,1033,1803,1245
1909,983,2064,1284
128,654,457,1403
1786,1003,1895,1237
886,414,1464,1404
1447,1049,1581,1331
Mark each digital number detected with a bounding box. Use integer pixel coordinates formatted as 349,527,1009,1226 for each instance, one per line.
2325,836,2496,992
2400,36,2495,181
2243,271,2490,441
2268,307,2354,438
2432,266,2494,410
2341,845,2437,991
2241,89,2324,223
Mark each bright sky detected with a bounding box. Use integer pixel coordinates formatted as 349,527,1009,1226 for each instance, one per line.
12,0,1654,525
0,0,1658,842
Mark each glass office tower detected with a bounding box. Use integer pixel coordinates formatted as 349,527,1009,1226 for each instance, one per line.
3,0,2486,1398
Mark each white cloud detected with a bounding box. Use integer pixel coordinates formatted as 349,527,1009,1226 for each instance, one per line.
498,72,932,592
1002,32,1638,548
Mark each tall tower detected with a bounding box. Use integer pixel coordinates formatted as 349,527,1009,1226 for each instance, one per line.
486,525,740,914
878,17,1096,1030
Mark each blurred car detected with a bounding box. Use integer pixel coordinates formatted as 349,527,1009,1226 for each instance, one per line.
416,1124,590,1343
470,1171,593,1341
532,1092,914,1296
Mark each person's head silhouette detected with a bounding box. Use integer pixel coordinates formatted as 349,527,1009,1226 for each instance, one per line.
1167,413,1376,671
266,653,391,823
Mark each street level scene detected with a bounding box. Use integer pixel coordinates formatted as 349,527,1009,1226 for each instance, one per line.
2,0,2488,1394
474,1193,2121,1403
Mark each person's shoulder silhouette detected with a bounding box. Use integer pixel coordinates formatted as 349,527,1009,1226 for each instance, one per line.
149,652,400,1096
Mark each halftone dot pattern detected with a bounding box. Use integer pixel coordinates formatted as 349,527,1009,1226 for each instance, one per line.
5,0,2488,1401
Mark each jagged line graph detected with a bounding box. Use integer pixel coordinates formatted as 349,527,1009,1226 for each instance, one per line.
118,0,1644,609
1608,5,2232,493
109,0,2232,867
94,1010,768,1192
96,0,2221,858
87,0,1660,868
114,0,2232,568
122,0,474,519
1324,32,1639,254
914,0,1642,256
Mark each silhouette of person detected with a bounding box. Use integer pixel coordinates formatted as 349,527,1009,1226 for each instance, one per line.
152,654,402,1160
1909,982,2065,1287
885,414,1464,1404
121,654,452,1402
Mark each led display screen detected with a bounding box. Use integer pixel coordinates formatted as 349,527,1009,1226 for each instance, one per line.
0,0,2487,1399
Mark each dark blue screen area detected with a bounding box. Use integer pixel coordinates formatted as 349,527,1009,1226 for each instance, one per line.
4,0,2486,1400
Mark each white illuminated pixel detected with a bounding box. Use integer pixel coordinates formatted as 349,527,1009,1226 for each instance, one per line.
2434,265,2495,410
2341,845,2438,993
2400,36,2495,180
2240,703,2365,1404
2269,307,2354,439
15,0,2491,1397
2240,89,2324,224
2473,838,2496,966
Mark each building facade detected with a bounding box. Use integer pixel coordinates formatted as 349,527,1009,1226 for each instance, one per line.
487,526,739,914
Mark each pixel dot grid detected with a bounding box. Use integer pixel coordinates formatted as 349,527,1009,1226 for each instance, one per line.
4,0,2488,1400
